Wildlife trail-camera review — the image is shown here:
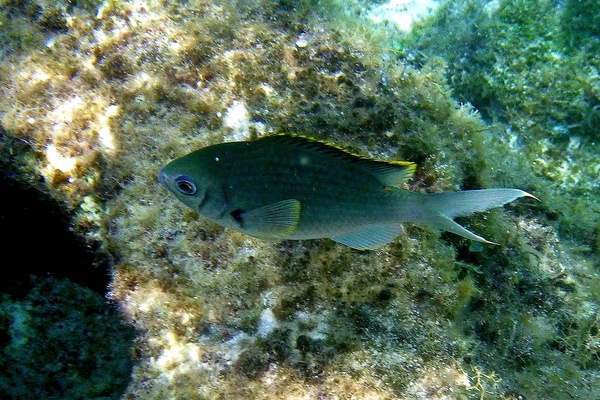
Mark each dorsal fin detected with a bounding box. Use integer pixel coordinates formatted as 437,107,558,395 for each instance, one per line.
260,134,416,187
364,160,416,187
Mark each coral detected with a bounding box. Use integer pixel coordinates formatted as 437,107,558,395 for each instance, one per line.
1,0,599,399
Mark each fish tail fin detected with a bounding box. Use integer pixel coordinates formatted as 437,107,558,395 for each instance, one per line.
413,189,536,244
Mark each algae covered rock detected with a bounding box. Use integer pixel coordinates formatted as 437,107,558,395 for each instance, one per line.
0,277,134,399
0,0,599,399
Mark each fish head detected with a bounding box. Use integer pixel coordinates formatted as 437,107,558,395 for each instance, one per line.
157,149,227,220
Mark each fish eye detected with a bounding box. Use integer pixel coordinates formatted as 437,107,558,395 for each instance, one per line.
174,176,197,195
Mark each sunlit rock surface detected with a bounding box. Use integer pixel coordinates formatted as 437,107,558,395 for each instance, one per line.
1,0,598,398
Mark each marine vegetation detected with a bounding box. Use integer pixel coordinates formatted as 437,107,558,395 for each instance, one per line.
0,0,599,399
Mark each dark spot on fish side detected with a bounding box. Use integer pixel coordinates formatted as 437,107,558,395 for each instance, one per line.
231,209,245,226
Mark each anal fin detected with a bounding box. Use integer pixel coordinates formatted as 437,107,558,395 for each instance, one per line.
332,224,401,250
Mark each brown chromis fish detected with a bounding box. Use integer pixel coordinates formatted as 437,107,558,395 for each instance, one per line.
158,135,536,250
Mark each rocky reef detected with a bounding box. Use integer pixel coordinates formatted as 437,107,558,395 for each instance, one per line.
1,0,598,399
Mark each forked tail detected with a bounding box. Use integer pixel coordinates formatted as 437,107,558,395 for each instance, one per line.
414,189,536,243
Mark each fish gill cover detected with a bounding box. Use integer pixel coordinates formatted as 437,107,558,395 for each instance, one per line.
0,0,599,399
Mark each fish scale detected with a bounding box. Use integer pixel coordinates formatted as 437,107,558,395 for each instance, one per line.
158,135,536,250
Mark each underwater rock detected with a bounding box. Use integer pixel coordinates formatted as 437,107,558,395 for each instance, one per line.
0,276,135,399
0,0,599,399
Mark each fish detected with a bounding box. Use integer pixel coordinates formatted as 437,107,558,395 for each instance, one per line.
158,135,536,250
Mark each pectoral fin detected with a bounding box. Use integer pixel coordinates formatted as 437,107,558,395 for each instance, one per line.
332,224,401,250
235,199,301,238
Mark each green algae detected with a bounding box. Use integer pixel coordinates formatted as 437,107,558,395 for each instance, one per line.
397,0,600,244
0,277,134,399
1,0,599,398
394,0,600,397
